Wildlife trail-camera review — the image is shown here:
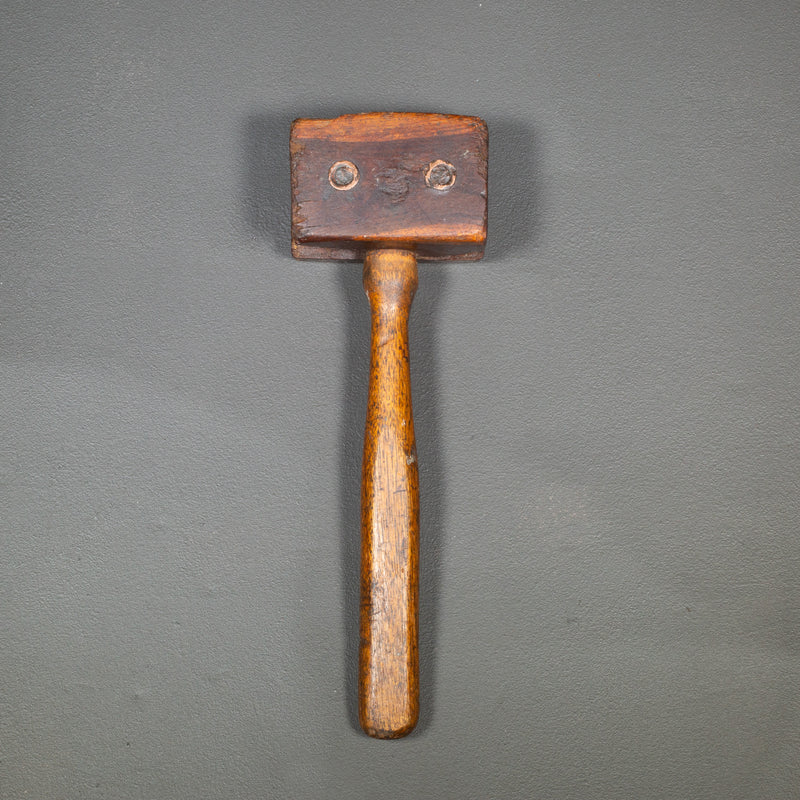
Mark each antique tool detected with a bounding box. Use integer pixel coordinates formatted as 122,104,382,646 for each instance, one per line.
290,112,488,738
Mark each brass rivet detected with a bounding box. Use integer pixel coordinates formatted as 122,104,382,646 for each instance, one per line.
425,159,456,190
329,160,359,190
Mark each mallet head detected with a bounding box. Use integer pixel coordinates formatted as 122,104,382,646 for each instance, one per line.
290,112,488,261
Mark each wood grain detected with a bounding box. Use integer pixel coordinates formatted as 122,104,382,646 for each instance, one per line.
290,112,488,261
290,112,487,738
359,248,420,739
292,111,481,142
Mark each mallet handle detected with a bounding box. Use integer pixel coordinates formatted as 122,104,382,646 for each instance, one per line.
359,248,420,739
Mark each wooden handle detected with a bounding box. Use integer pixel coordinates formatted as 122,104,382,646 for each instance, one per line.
359,248,420,739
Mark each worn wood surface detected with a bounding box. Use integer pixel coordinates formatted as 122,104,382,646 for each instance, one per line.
291,112,487,261
291,112,487,738
359,248,420,738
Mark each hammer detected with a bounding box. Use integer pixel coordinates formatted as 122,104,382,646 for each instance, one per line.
290,112,488,738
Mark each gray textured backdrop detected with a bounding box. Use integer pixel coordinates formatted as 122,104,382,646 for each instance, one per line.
3,2,799,798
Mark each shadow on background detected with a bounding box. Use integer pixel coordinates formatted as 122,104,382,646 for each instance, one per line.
241,111,295,251
240,109,535,735
409,264,449,735
485,117,541,262
333,264,368,732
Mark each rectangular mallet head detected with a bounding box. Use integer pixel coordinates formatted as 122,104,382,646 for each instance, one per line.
290,112,487,261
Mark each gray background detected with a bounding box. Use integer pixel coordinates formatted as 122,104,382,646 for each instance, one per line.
3,1,799,798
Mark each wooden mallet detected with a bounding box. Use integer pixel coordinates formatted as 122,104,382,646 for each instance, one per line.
290,112,488,738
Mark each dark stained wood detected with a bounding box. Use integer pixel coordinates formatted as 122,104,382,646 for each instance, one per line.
290,112,487,738
291,112,488,261
359,248,420,738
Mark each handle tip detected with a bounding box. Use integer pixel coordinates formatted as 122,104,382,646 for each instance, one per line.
359,707,419,740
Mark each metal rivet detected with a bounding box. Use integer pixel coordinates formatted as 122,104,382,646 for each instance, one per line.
329,160,359,190
425,159,456,190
